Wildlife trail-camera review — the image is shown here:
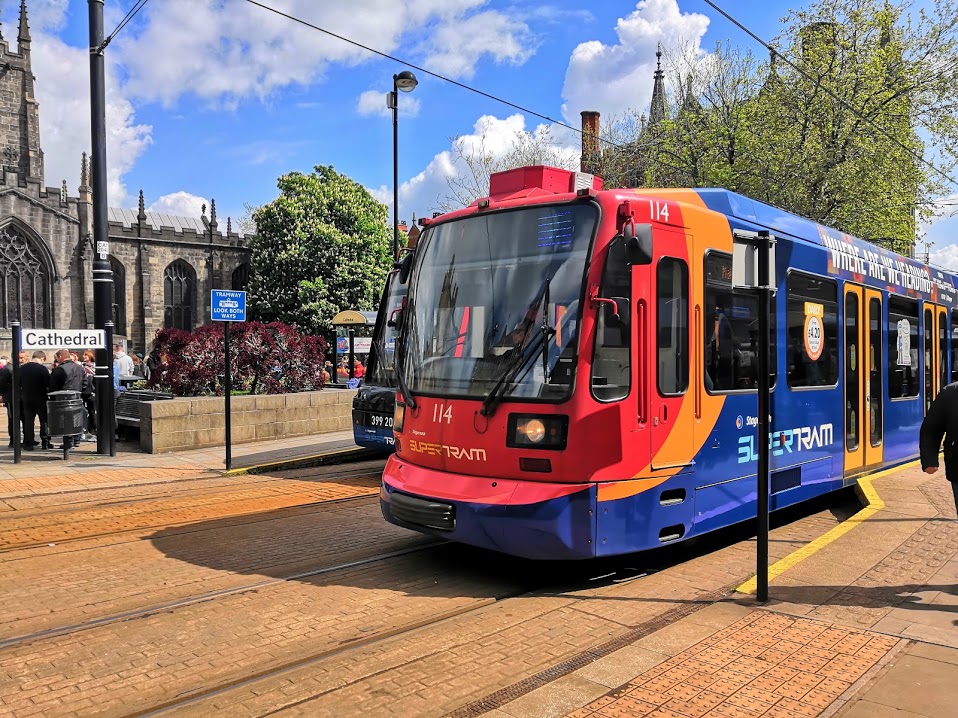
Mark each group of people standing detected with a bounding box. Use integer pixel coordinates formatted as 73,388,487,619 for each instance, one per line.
0,344,148,451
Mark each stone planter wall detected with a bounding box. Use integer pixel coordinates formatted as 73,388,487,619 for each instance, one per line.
140,389,356,453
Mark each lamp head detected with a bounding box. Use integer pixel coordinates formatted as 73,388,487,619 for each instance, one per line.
394,70,418,92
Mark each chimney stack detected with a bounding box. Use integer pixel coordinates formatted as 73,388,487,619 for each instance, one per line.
580,111,600,174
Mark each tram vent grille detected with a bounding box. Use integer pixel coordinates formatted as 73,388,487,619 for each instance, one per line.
772,467,801,494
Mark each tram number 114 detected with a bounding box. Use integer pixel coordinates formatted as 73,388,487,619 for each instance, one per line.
649,200,670,223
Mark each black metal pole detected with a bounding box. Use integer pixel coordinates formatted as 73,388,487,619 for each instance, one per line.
11,322,21,464
105,322,116,457
757,230,772,603
349,328,356,380
392,81,399,261
224,321,232,471
89,0,115,456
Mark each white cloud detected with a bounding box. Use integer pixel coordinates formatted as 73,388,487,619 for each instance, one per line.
31,32,152,205
114,1,534,106
422,10,534,79
385,113,578,222
146,192,209,219
560,0,710,123
357,90,421,119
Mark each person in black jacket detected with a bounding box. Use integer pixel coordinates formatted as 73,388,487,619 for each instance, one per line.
0,351,27,448
49,349,86,448
919,382,958,513
20,351,51,450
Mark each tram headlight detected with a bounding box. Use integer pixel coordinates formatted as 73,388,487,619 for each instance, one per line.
507,414,568,450
394,401,406,433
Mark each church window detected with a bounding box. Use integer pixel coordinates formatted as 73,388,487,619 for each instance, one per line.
231,263,250,291
110,256,127,337
164,260,196,331
0,225,51,328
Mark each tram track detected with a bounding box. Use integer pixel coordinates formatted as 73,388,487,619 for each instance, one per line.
123,572,549,718
0,539,446,651
0,471,386,554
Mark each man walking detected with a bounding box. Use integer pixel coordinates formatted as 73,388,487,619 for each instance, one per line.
49,349,86,448
919,382,958,513
20,351,51,450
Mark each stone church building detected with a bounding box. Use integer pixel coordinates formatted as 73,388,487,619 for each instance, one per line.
1,1,250,355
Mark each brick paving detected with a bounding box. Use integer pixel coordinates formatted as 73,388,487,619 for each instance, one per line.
0,470,381,550
566,611,899,718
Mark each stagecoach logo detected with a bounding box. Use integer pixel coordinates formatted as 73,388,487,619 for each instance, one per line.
408,440,488,462
736,415,759,429
737,424,834,464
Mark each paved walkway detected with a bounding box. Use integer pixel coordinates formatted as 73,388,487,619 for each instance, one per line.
0,427,363,487
489,463,958,718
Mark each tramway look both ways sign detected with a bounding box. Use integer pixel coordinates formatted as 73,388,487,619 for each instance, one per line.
21,329,107,350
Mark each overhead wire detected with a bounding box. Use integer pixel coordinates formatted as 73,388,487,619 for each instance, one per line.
96,0,151,52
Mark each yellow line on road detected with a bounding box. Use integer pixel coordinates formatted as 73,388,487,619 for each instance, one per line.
736,460,915,594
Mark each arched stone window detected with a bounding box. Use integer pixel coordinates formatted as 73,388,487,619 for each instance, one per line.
109,256,126,336
231,262,250,291
164,260,196,331
0,224,51,328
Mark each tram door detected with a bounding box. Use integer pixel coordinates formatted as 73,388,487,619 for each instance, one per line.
844,286,883,474
923,305,948,413
650,253,693,470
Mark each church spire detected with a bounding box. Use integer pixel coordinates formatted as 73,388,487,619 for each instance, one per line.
18,0,31,46
649,43,666,127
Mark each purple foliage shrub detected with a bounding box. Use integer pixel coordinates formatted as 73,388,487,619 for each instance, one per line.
150,322,327,396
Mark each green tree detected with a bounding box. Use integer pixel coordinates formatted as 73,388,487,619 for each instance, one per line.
599,0,958,252
247,165,392,335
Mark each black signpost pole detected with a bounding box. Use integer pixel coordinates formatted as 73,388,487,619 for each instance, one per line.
224,320,232,471
757,230,772,603
11,322,21,464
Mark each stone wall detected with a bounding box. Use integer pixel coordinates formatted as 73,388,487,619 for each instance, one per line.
140,389,356,453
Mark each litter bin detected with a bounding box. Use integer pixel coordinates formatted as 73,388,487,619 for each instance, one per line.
48,390,85,459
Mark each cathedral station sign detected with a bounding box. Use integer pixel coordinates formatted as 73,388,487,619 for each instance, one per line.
21,328,107,350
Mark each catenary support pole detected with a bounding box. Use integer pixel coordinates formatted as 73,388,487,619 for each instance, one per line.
89,0,115,456
756,230,772,603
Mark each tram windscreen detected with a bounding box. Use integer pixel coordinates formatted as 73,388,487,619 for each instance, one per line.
404,204,597,400
364,272,407,388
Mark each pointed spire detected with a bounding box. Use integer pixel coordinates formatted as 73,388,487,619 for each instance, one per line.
649,42,666,127
227,217,232,234
209,198,218,231
80,152,90,187
18,0,31,44
137,190,146,221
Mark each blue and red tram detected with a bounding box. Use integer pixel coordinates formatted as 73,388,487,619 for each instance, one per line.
380,165,957,559
352,270,408,451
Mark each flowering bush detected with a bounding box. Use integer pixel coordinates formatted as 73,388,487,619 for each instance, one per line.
149,321,327,397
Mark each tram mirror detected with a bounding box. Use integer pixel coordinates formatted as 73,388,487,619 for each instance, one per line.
395,251,414,284
616,223,652,266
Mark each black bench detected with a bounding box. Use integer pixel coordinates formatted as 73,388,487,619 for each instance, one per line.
115,389,174,427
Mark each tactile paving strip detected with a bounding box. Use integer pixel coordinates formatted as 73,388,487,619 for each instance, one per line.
567,610,900,718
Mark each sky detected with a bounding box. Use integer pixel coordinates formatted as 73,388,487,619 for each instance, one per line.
2,0,957,265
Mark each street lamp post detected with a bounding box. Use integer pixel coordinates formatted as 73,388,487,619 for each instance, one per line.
388,70,418,260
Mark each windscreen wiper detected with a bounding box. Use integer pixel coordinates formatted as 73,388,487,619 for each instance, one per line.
480,323,555,417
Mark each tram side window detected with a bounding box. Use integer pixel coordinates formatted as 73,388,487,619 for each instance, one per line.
591,239,631,401
952,310,958,383
657,258,689,395
888,296,920,399
785,272,839,388
704,252,776,393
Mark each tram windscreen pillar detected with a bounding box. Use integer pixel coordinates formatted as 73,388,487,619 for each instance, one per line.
756,231,773,603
